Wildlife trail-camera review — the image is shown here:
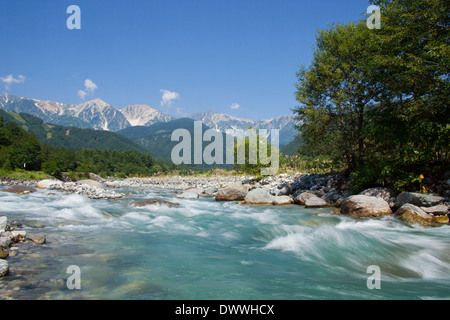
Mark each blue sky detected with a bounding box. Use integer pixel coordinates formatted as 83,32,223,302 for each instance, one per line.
0,0,370,120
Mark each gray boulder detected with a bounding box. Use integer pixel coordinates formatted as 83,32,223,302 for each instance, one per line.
216,183,248,201
204,187,218,195
294,192,316,205
305,196,328,208
2,185,36,194
421,205,449,216
0,237,12,249
76,179,105,189
395,192,444,208
36,179,63,189
27,234,46,244
359,187,397,206
244,188,275,205
341,195,392,218
321,190,347,205
396,203,436,227
273,196,294,205
276,184,293,196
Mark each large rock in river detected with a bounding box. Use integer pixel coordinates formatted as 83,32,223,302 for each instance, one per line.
131,199,180,208
215,183,248,201
341,195,392,218
2,186,36,194
76,179,105,189
304,196,328,208
294,192,316,205
396,203,436,227
244,188,275,205
36,179,63,189
394,192,444,208
273,196,294,205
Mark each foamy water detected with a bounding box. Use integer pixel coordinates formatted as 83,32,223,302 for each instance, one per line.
0,186,449,300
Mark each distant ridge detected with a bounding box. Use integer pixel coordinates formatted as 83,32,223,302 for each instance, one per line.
0,94,299,145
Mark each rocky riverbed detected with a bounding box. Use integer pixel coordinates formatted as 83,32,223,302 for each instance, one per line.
1,172,449,281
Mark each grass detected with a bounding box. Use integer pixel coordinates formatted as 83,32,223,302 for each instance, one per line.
0,169,50,180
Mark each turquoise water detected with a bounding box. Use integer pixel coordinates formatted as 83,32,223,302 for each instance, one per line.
0,186,449,300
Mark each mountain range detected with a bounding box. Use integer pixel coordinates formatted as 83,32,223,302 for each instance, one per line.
0,108,148,153
0,94,299,146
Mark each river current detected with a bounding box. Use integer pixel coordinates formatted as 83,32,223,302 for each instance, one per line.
0,186,449,300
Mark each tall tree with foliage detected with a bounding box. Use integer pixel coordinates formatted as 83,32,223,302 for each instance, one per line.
365,0,450,172
294,21,383,172
294,0,449,191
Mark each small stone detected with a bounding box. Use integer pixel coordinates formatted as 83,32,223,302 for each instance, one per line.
23,220,46,229
204,187,218,195
176,192,199,199
0,237,12,249
27,234,46,244
0,259,9,277
0,216,7,232
0,232,14,242
76,179,105,189
435,215,449,224
11,230,27,242
0,247,9,259
130,199,180,208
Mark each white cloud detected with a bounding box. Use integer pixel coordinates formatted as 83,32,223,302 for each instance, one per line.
230,103,241,110
78,90,87,100
78,79,97,100
160,89,180,107
1,74,26,90
84,79,97,93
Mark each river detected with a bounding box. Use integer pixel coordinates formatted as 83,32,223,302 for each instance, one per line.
0,186,449,300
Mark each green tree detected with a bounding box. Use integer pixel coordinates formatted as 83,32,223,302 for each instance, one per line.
294,21,383,172
294,0,449,191
233,130,281,176
42,161,62,178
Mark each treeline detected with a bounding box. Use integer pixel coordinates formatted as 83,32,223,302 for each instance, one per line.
293,0,449,191
0,117,176,178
